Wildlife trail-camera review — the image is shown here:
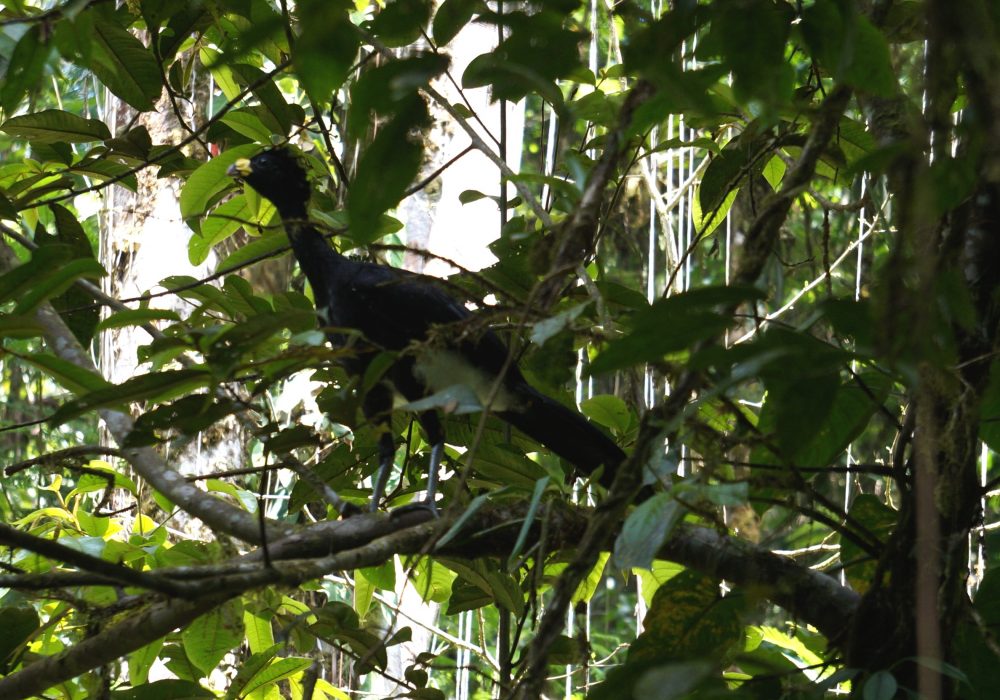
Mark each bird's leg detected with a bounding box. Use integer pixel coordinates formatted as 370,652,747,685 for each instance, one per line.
363,383,395,512
423,441,444,516
390,412,445,517
369,430,395,512
417,412,445,516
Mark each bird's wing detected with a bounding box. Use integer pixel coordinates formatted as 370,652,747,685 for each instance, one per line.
333,262,517,378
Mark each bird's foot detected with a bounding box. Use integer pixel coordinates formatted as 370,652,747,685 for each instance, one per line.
389,499,440,519
339,502,365,518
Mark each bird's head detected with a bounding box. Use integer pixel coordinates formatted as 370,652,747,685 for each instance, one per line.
227,147,311,217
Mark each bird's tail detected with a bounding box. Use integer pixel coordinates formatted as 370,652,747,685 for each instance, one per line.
498,387,625,488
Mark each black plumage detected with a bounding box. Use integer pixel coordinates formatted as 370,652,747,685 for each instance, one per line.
228,147,625,512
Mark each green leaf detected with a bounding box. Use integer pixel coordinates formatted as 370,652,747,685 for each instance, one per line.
220,109,274,142
573,551,610,604
22,353,111,394
413,558,458,604
127,638,164,687
12,257,105,314
0,25,54,113
180,145,259,219
433,0,480,45
580,394,631,434
87,18,161,111
529,302,589,346
707,0,794,109
613,493,684,570
217,230,289,274
229,64,292,136
863,671,898,700
50,369,213,425
461,11,585,104
0,605,39,672
95,309,181,332
189,195,253,265
793,372,891,467
399,384,483,415
348,97,428,243
0,313,45,339
349,54,450,137
1,109,112,143
839,495,897,594
590,286,764,375
238,656,313,697
801,0,897,97
182,599,245,674
293,0,359,104
369,0,432,48
44,203,102,346
631,570,746,663
70,157,138,191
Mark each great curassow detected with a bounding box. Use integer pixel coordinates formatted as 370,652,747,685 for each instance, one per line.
228,147,627,514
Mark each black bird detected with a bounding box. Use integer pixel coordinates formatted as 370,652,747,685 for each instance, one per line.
228,147,626,513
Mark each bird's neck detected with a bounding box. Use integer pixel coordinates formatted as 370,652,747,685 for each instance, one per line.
280,208,346,299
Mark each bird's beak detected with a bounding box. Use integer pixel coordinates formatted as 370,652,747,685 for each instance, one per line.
227,158,253,178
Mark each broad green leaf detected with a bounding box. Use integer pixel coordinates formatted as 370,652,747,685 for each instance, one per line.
110,679,214,699
461,12,585,104
413,558,457,604
433,0,480,45
573,551,610,604
95,309,181,332
839,495,896,594
863,671,899,700
239,657,313,697
793,372,891,467
354,568,376,617
126,638,164,687
220,109,274,142
230,64,292,136
293,0,359,104
190,195,253,265
22,353,111,394
180,145,258,219
801,0,897,97
470,444,547,490
0,25,54,113
369,0,432,48
217,230,289,274
243,610,276,655
0,313,45,339
707,0,794,108
50,369,213,424
590,286,764,375
613,493,684,570
1,109,111,143
631,570,746,663
182,599,245,674
88,18,161,111
13,258,105,314
634,561,685,607
348,97,428,243
0,605,40,670
349,54,449,137
529,302,589,346
581,394,631,434
70,158,138,191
